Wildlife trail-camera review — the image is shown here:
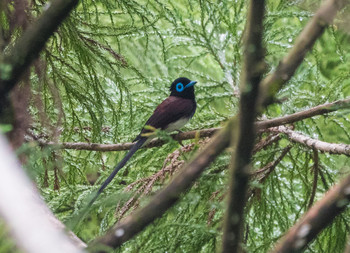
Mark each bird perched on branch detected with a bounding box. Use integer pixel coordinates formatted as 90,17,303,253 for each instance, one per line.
88,77,197,207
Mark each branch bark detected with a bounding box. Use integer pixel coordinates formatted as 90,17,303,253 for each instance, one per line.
30,97,350,152
256,97,350,129
0,135,86,253
271,174,350,253
222,0,266,251
267,126,350,156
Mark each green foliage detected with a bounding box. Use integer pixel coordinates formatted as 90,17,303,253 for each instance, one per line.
2,0,350,252
0,220,19,253
0,124,12,133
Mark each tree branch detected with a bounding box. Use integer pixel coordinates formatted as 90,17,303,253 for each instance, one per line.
0,135,85,253
258,0,348,108
267,126,350,156
0,0,79,103
222,0,266,251
29,128,218,151
256,97,350,129
30,98,350,152
271,173,350,252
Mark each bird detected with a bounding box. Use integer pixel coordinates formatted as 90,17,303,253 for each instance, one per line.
88,77,197,207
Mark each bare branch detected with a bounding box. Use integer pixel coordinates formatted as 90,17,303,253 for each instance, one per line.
29,128,218,151
271,173,350,252
0,135,86,253
257,97,350,129
267,126,350,156
78,34,127,66
29,98,350,152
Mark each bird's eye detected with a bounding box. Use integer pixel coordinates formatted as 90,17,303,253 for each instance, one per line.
176,83,184,92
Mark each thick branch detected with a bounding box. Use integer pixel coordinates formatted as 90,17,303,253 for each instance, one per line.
271,174,350,252
31,98,350,152
0,135,85,253
222,0,265,252
267,126,350,156
0,0,79,100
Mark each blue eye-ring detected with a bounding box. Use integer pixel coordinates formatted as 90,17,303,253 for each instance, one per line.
176,83,184,92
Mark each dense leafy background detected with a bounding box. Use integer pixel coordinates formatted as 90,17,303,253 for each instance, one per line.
1,0,350,252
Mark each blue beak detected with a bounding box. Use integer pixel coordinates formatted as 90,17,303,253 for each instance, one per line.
185,80,197,88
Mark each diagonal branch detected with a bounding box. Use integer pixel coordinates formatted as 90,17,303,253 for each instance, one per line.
267,126,350,156
256,97,350,129
258,0,348,108
0,0,79,102
271,173,350,252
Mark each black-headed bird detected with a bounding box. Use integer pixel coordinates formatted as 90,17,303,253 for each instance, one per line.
88,77,197,207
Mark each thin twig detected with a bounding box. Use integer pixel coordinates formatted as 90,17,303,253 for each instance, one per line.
307,149,319,209
253,133,281,154
252,145,292,184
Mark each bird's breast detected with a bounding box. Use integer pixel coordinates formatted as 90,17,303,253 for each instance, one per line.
165,117,190,132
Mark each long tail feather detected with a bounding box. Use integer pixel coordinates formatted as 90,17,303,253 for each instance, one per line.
87,137,147,208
